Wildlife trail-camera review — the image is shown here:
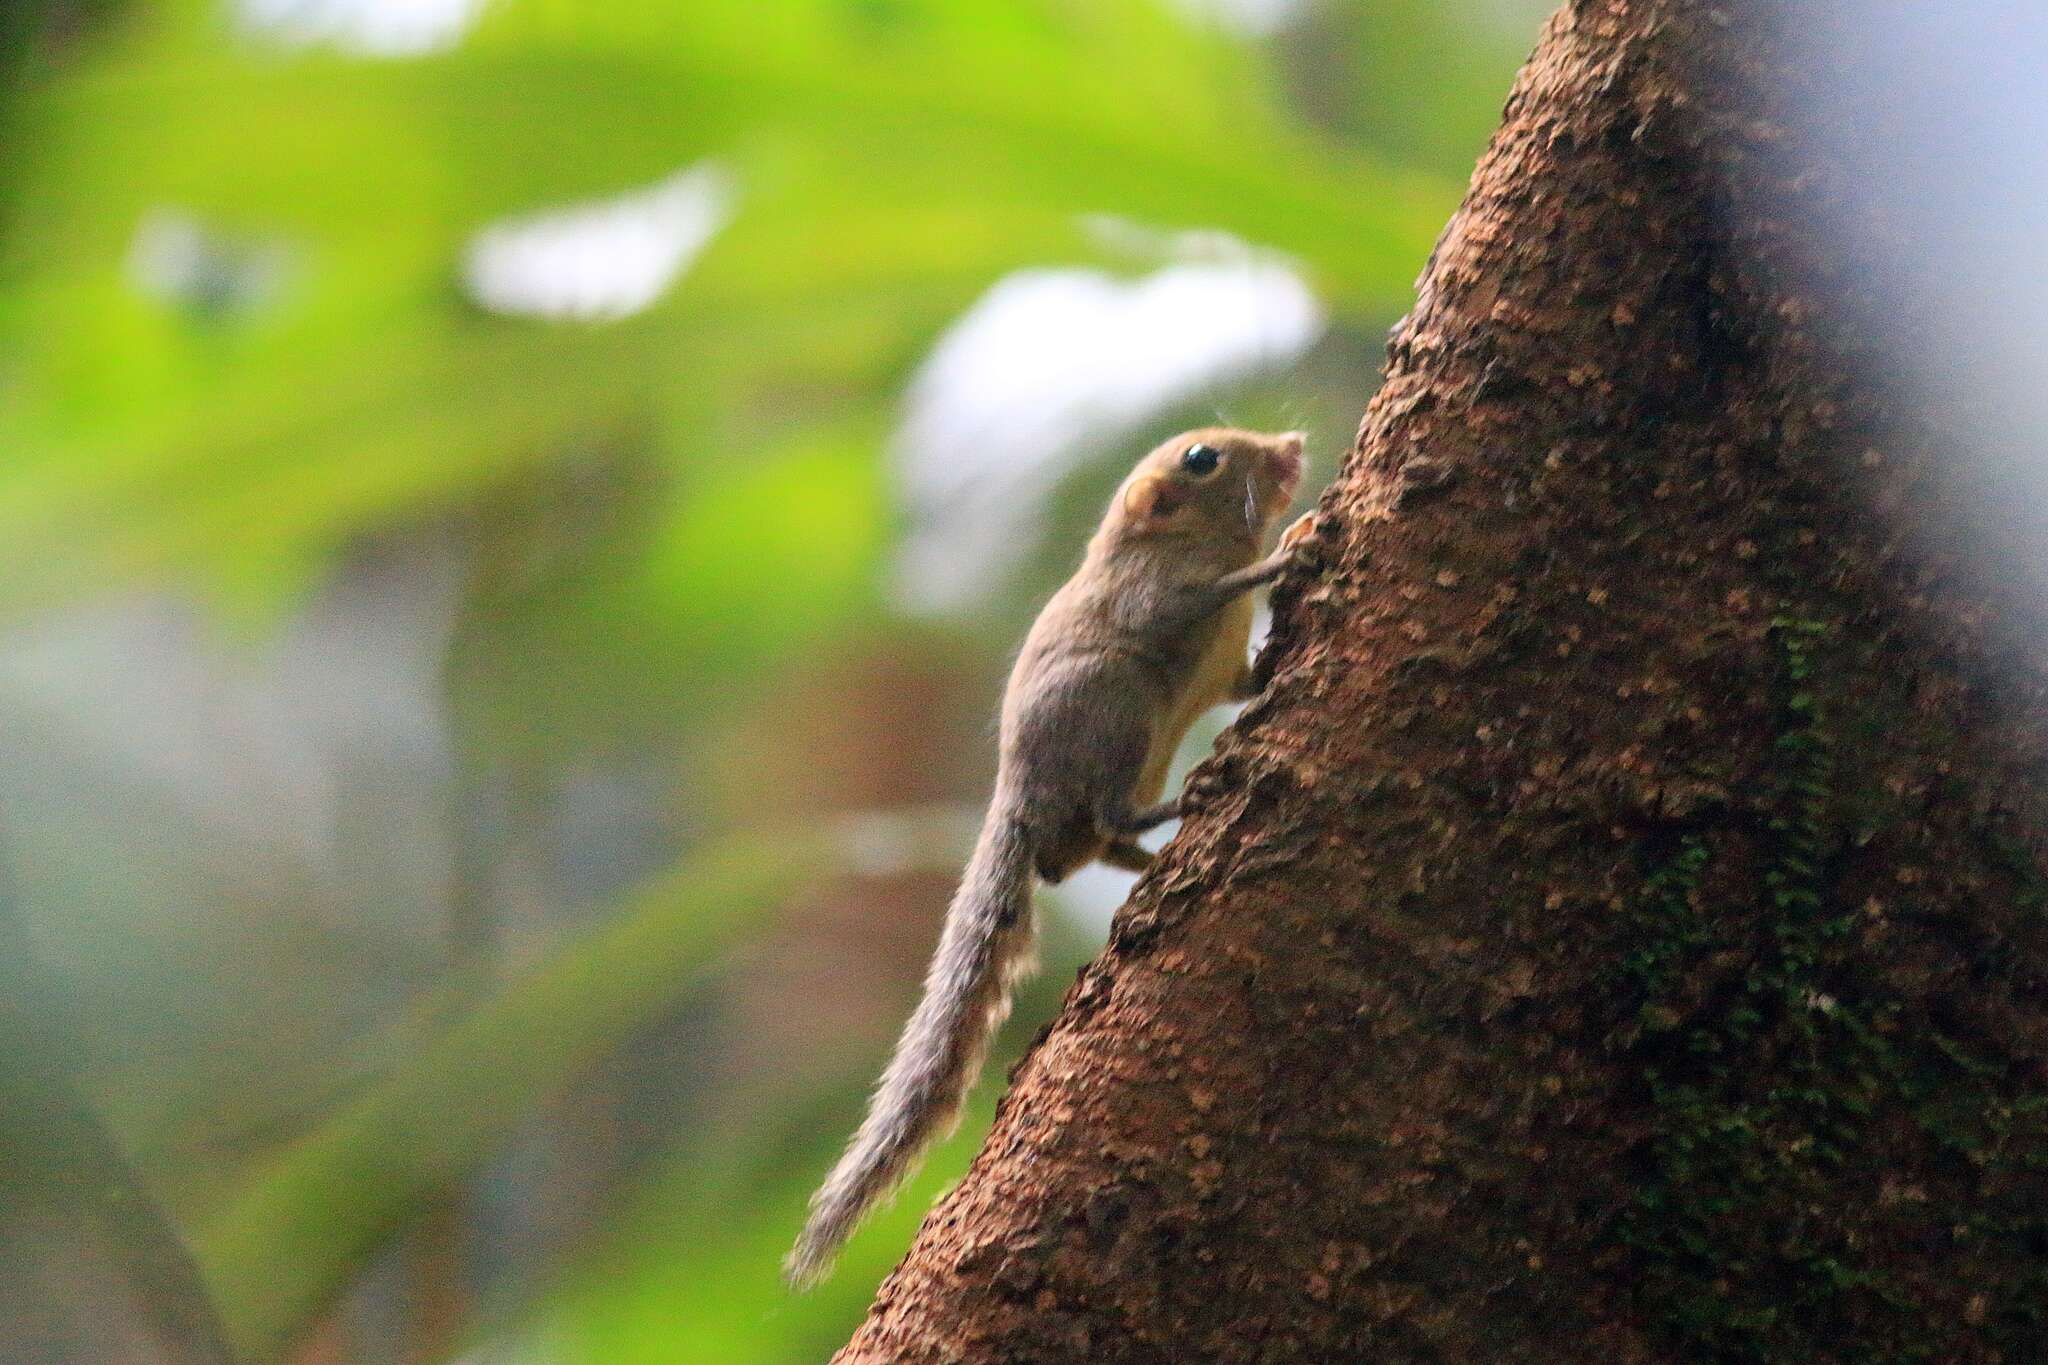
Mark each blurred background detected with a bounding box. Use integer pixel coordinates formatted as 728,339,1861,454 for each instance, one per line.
0,1,1541,1360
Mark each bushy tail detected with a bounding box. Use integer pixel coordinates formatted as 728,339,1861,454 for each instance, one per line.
784,810,1037,1287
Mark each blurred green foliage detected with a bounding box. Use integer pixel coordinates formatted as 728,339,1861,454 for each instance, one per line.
197,832,823,1361
0,0,1537,1360
1,0,1447,618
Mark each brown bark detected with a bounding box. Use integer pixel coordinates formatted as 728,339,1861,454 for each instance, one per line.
838,2,2048,1362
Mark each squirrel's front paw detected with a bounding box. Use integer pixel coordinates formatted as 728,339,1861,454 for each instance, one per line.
1279,512,1324,567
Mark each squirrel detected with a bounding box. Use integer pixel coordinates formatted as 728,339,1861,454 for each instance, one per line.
785,427,1317,1287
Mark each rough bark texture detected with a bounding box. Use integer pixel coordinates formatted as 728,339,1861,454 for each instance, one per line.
838,2,2048,1361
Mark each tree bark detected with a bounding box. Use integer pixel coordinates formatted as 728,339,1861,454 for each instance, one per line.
838,2,2048,1361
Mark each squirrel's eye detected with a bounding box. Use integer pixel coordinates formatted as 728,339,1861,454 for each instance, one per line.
1179,443,1221,477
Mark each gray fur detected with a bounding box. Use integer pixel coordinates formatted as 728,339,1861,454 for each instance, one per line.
785,428,1312,1287
784,809,1036,1287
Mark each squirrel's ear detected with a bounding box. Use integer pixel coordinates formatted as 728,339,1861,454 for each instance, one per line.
1122,473,1185,523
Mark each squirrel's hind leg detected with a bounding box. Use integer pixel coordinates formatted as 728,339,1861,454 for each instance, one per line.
1099,839,1154,873
1105,795,1185,836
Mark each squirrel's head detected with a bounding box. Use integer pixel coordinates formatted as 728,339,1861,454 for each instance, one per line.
1106,427,1306,552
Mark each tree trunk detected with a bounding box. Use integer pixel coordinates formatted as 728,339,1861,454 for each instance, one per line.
836,2,2048,1361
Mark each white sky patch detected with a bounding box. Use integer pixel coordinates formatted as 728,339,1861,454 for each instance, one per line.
237,0,486,56
462,165,736,323
1167,0,1309,38
1053,862,1141,935
892,243,1324,613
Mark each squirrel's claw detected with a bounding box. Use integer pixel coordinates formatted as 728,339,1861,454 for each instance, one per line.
1279,511,1318,551
1279,511,1325,568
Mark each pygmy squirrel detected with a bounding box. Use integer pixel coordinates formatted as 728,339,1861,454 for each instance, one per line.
786,427,1316,1286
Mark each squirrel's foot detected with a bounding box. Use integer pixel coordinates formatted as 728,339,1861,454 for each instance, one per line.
1099,839,1154,873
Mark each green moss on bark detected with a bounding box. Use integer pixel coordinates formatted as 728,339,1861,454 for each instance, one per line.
1612,618,2048,1361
